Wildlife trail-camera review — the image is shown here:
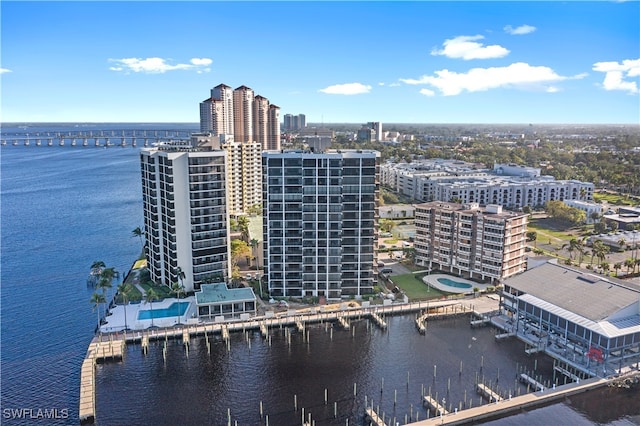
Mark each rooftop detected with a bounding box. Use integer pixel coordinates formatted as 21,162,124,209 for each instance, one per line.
505,262,640,322
195,283,256,305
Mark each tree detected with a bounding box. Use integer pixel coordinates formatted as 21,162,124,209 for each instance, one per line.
614,262,622,276
175,266,186,291
250,238,259,270
618,238,627,252
117,283,132,331
593,221,607,235
526,231,538,247
90,292,106,332
624,258,635,274
132,226,144,248
90,260,105,275
144,288,159,328
170,281,185,325
231,239,251,268
380,219,396,234
562,238,585,262
590,239,609,266
600,262,610,275
237,215,250,242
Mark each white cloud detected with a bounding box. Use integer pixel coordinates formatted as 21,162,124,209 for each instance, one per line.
108,57,212,74
0,68,12,74
431,35,509,60
504,25,536,35
419,88,436,97
401,62,585,96
319,82,372,95
592,58,640,94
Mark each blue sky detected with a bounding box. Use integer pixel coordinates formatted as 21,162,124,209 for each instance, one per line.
1,1,639,124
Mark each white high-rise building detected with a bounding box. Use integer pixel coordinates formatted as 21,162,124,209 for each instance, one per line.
140,146,231,292
262,150,380,300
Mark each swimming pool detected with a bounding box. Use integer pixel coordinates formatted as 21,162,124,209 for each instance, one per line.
436,277,473,289
138,302,190,320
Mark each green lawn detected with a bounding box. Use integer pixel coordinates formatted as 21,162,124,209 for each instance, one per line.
593,192,640,206
389,273,449,300
114,283,143,303
140,282,173,299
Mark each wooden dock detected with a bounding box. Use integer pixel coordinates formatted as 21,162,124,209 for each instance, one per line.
423,395,449,415
79,336,125,423
337,316,350,330
370,312,387,329
365,407,388,426
406,377,609,425
476,383,502,402
519,373,545,391
79,357,95,423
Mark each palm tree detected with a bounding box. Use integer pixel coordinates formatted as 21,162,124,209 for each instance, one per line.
144,288,159,328
132,226,144,248
117,283,132,331
88,260,105,286
600,262,610,276
624,258,635,274
590,240,609,266
618,238,627,252
562,238,583,261
90,260,105,275
90,292,106,332
170,281,185,325
614,262,622,277
175,266,185,290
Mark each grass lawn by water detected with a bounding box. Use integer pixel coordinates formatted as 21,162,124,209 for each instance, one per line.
389,273,449,300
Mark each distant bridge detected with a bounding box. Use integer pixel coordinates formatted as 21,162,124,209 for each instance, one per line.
1,129,193,148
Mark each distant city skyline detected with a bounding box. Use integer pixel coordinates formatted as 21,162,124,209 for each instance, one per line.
1,2,639,124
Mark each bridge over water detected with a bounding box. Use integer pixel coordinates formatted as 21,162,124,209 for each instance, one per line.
1,128,194,148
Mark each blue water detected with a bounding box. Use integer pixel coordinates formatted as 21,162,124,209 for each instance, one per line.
137,302,190,320
437,277,473,289
0,123,195,424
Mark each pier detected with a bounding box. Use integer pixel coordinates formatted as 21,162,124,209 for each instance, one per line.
494,331,515,341
365,407,388,426
476,383,502,402
370,312,387,329
406,377,609,425
423,395,449,416
519,373,545,391
79,336,126,423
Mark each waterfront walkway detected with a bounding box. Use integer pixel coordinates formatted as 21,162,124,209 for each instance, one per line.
408,376,609,425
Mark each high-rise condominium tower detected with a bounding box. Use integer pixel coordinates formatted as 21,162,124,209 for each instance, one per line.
140,146,231,292
262,150,380,300
199,84,235,135
233,85,254,143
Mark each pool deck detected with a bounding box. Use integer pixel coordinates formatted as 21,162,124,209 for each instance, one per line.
99,297,197,332
422,273,489,295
